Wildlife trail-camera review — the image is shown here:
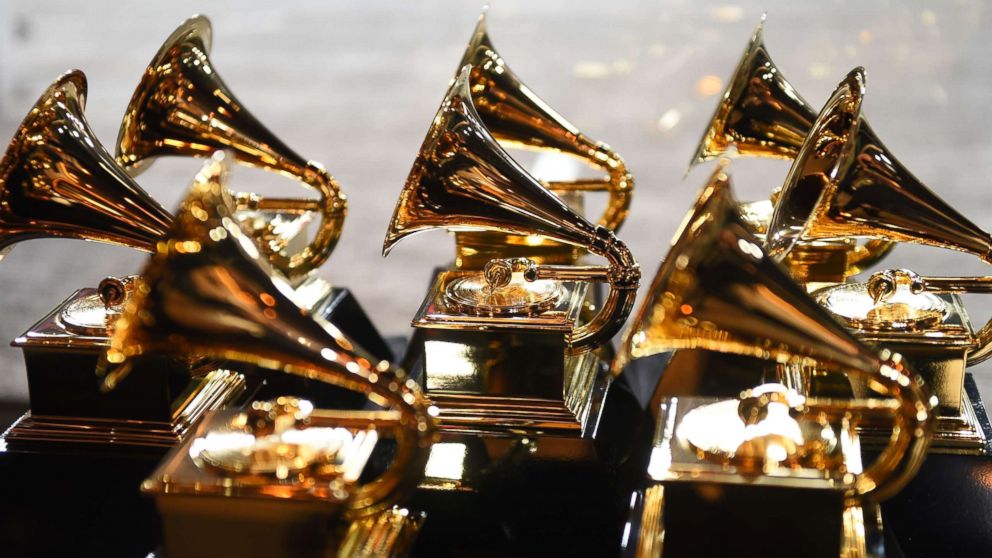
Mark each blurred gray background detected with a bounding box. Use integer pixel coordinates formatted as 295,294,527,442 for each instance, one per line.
0,0,990,404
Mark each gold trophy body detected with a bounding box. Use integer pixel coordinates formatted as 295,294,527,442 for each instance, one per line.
382,62,639,554
450,10,633,270
0,72,246,453
690,17,892,284
385,65,638,479
113,15,393,360
99,157,436,558
616,168,933,558
766,67,992,453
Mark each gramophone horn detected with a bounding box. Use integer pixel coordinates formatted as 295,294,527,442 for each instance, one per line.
102,153,435,514
767,67,992,264
461,8,632,232
116,14,346,278
383,65,639,350
615,162,933,501
0,70,172,259
689,15,817,169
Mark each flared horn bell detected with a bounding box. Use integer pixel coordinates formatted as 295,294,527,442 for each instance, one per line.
767,68,992,264
384,65,639,350
614,162,933,501
689,16,817,170
0,70,172,259
116,14,346,278
460,9,632,232
102,153,434,514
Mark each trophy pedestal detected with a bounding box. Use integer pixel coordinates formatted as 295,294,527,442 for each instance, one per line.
814,287,991,455
8,287,248,452
410,341,650,558
860,373,991,455
625,394,887,558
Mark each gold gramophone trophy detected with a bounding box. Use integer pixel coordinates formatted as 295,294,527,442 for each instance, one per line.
689,16,893,284
0,71,247,452
381,65,639,553
98,155,436,558
449,9,633,269
764,67,992,453
114,15,393,360
616,166,933,558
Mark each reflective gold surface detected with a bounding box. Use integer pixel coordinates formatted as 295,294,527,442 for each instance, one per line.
689,19,893,282
0,70,172,258
384,65,639,350
104,153,435,513
816,271,990,453
689,16,815,166
616,163,934,500
452,9,634,267
816,277,948,332
116,15,346,279
633,391,887,557
740,199,894,284
768,67,992,264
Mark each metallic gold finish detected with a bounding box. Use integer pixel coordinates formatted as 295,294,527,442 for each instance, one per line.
384,65,639,351
116,14,346,278
690,16,815,166
817,270,991,453
104,153,435,514
146,406,428,558
691,19,892,281
0,70,172,258
632,391,889,558
741,199,895,285
818,276,947,332
615,163,934,500
9,281,244,450
768,67,992,265
452,9,633,268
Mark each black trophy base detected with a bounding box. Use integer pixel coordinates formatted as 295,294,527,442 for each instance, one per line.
881,373,992,558
0,441,164,557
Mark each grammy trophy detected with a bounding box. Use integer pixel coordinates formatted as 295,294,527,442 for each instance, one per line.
116,15,393,360
689,16,893,284
617,165,933,558
767,67,992,453
100,154,436,558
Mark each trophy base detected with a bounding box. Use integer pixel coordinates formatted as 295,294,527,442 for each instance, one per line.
623,485,886,558
405,345,651,557
858,373,992,456
2,369,247,453
0,438,166,557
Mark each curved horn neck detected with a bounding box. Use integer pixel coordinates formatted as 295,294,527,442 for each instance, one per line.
0,70,172,257
768,67,992,264
103,154,433,513
385,66,639,351
689,17,816,169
